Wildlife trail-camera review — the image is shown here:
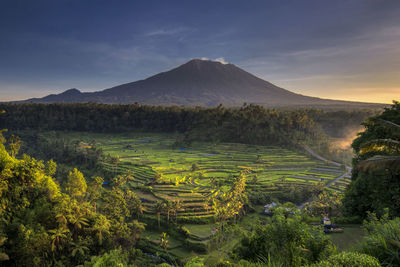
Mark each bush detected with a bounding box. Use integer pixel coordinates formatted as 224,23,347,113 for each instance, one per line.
234,209,334,266
248,191,271,205
359,212,400,266
184,257,206,267
185,239,207,253
314,252,380,267
83,249,130,267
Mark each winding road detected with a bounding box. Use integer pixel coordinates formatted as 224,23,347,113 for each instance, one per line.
297,146,352,209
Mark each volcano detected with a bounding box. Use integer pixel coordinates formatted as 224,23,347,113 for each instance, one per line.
24,59,383,108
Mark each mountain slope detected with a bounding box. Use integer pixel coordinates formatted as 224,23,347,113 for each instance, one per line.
23,59,384,108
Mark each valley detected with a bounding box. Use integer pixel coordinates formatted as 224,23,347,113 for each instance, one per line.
28,131,352,259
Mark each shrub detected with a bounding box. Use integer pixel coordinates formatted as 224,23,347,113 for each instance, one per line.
234,209,334,266
314,252,380,267
359,212,400,266
185,239,207,253
184,257,206,267
83,248,130,267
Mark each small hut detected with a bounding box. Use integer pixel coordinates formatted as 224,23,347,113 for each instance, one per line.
263,202,277,215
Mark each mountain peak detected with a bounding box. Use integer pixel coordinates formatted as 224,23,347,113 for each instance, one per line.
183,58,230,68
19,60,383,109
61,88,81,95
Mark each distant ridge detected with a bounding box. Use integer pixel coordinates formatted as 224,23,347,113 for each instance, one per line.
21,59,386,109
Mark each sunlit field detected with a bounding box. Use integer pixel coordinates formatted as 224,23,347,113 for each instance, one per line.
36,131,349,258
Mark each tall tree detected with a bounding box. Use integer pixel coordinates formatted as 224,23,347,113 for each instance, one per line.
66,168,87,199
49,228,70,252
344,102,400,218
154,200,164,228
7,134,22,157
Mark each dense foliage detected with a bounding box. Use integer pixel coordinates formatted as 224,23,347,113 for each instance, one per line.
0,103,344,150
314,251,380,267
234,208,334,266
2,103,400,266
359,211,400,267
0,133,151,266
343,102,400,218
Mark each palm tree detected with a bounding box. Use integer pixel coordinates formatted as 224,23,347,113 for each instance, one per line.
49,228,70,251
160,232,169,250
163,200,173,223
154,200,164,228
356,119,400,171
171,200,183,223
68,215,89,239
134,200,144,219
70,241,89,258
126,190,144,218
91,214,111,245
128,220,145,245
56,213,68,228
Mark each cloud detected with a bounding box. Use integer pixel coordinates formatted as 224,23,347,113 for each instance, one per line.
200,57,229,64
214,57,228,64
145,27,190,37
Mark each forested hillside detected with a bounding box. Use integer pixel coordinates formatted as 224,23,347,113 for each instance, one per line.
0,103,377,158
0,133,156,266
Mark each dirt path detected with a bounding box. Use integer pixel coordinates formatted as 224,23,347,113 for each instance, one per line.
297,146,352,209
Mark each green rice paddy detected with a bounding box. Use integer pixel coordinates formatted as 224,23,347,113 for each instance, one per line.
60,132,347,220
42,131,352,259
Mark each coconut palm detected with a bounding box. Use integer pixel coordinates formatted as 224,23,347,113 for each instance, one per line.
91,214,111,245
171,200,183,223
55,213,68,228
67,215,89,239
70,241,89,258
162,200,173,223
154,200,164,228
49,228,70,251
128,220,145,245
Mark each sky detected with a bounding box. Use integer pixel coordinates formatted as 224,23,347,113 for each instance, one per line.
0,0,399,103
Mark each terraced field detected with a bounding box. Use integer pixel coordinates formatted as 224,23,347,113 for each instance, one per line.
36,131,351,258
63,132,347,221
327,173,352,193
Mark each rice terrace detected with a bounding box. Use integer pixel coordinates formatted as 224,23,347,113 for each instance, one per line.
65,131,350,207
32,130,352,258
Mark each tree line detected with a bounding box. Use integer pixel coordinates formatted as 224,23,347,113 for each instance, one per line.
0,103,359,151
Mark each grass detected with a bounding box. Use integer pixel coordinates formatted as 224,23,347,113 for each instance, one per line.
184,224,216,240
329,225,364,251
